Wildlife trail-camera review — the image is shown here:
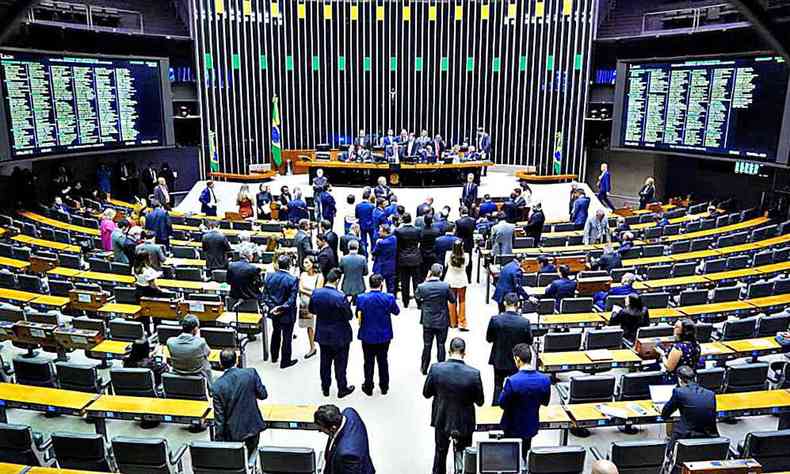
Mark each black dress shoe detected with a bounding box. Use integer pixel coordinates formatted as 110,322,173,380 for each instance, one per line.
381,388,389,395
322,389,330,397
362,386,374,396
459,327,470,332
338,386,356,398
281,359,298,369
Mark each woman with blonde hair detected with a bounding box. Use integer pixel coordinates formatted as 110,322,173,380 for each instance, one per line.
639,177,656,210
237,184,254,219
99,208,117,251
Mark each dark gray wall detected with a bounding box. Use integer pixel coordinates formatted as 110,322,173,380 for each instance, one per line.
192,0,597,175
586,149,667,207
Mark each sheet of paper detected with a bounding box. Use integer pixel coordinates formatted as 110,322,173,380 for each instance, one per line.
586,349,613,361
189,302,206,313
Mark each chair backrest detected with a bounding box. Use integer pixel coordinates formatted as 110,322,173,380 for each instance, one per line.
157,325,182,345
757,313,790,337
11,247,30,261
212,270,228,283
642,245,665,258
568,375,615,404
187,294,222,303
51,432,110,471
17,274,44,293
12,358,55,387
724,363,769,393
0,270,16,289
611,267,637,283
695,323,714,343
537,273,559,287
0,422,41,466
112,436,173,474
73,317,106,336
773,246,789,262
190,441,249,474
110,368,157,398
610,440,665,474
747,281,774,299
59,253,81,269
172,246,198,259
109,319,145,342
741,429,790,472
726,255,750,270
712,286,740,303
752,250,773,267
543,333,582,353
55,362,100,393
26,310,58,325
679,289,708,306
672,438,730,474
536,299,556,315
175,267,204,282
514,237,534,249
636,324,674,339
672,262,697,278
645,265,672,280
0,243,12,259
688,202,709,214
700,218,716,230
642,292,669,309
584,328,623,350
721,317,757,341
701,259,726,274
542,236,567,247
162,373,208,401
559,298,592,314
48,279,74,297
696,367,725,393
604,295,627,311
773,277,790,294
258,446,317,473
617,371,664,401
686,221,702,233
87,258,111,273
690,237,713,252
201,328,237,349
0,303,25,323
110,262,131,275
527,446,585,474
644,227,663,240
113,286,139,305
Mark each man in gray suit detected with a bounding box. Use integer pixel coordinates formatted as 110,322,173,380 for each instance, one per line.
340,240,368,303
135,230,167,270
167,315,213,386
491,213,515,256
294,219,315,268
202,220,232,270
415,264,457,375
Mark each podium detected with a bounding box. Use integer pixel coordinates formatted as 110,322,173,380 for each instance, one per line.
69,289,109,312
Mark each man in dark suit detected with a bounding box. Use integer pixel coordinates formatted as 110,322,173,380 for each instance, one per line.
423,337,484,474
486,293,533,405
571,189,590,229
461,174,478,210
309,269,356,398
523,202,545,246
373,176,391,200
262,255,299,369
357,274,400,396
661,365,719,461
199,181,219,216
544,265,577,309
317,233,338,280
416,197,434,218
498,343,550,460
394,213,422,307
591,244,622,273
321,220,340,261
372,225,397,295
227,247,262,303
493,255,529,313
454,207,476,281
419,215,440,277
314,405,375,474
415,264,457,375
142,162,158,197
212,350,268,455
355,192,375,250
294,219,316,269
144,199,173,249
202,220,232,271
434,223,459,270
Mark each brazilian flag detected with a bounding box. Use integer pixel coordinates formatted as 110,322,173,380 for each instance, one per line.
271,96,282,167
553,131,563,174
209,130,219,172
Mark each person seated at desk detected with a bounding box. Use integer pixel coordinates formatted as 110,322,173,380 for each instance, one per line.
617,231,635,254
659,319,701,383
544,265,576,309
594,272,637,310
614,216,630,235
502,193,518,224
124,338,168,387
433,135,447,157
479,194,497,217
461,146,481,162
340,144,359,162
52,196,71,215
608,293,649,343
167,314,213,387
537,255,556,274
418,144,437,163
660,365,719,468
133,249,166,303
590,244,622,273
654,210,669,227
287,188,309,224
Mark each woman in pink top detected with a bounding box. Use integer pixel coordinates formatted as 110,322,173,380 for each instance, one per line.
99,208,117,251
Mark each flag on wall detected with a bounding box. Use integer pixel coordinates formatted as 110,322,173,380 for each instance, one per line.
209,130,219,172
271,96,283,167
553,131,563,174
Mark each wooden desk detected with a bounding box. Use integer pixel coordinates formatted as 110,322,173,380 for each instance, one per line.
263,404,320,430
77,271,135,285
723,337,784,358
30,295,70,310
0,257,30,270
755,260,790,275
0,288,37,304
47,267,82,278
700,342,737,361
663,217,770,242
634,275,709,291
679,301,755,320
538,349,642,373
217,311,263,330
27,468,112,474
668,249,722,262
11,234,80,253
715,389,790,417
476,405,571,432
746,294,790,313
514,171,577,183
86,340,132,358
538,313,606,330
704,268,762,284
622,255,673,267
0,464,24,474
86,394,210,436
158,279,221,292
19,211,100,237
165,257,206,267
0,383,98,423
566,400,661,428
97,303,142,318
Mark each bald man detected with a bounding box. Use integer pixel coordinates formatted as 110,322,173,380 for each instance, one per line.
592,460,619,474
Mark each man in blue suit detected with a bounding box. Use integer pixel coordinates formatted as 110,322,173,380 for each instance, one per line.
263,255,299,369
144,199,173,249
493,255,529,313
434,222,460,270
479,194,498,217
477,128,492,158
571,189,591,229
212,350,268,455
357,274,400,396
486,293,533,406
371,198,389,241
314,405,375,474
461,173,478,210
355,192,375,249
597,162,614,209
309,269,356,398
498,343,550,461
594,272,636,309
544,265,577,309
372,225,397,295
320,185,337,227
198,181,218,216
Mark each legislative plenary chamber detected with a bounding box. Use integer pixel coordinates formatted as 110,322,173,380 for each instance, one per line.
3,1,790,474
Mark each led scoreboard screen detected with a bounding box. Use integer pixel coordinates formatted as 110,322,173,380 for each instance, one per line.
0,50,173,160
611,54,790,165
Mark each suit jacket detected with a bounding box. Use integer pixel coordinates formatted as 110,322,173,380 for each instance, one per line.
415,278,456,329
339,233,363,256
326,408,376,474
486,311,533,371
661,382,719,441
609,306,649,342
287,199,309,224
502,200,518,223
294,230,315,268
310,286,353,347
324,231,340,261
545,278,577,303
493,261,529,304
357,290,400,344
320,192,337,221
583,216,610,245
198,187,217,214
479,134,492,154
455,216,476,253
572,196,590,226
212,367,267,442
479,201,498,216
461,183,478,207
523,210,545,244
491,221,515,256
340,253,368,296
498,369,551,439
394,225,422,267
416,202,433,217
373,184,391,199
419,225,440,261
317,246,338,279
144,208,172,245
202,230,232,270
594,251,622,272
598,170,612,194
422,359,485,437
434,235,460,266
227,260,262,301
153,184,170,207
355,201,375,230
167,333,212,382
639,184,655,209
372,235,397,276
262,270,298,325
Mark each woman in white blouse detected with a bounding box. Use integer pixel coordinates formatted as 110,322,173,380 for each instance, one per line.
444,240,469,331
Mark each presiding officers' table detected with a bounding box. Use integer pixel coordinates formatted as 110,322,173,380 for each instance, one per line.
302,159,493,187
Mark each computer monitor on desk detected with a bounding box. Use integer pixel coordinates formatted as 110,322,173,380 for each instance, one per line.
477,440,521,474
